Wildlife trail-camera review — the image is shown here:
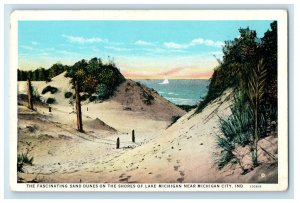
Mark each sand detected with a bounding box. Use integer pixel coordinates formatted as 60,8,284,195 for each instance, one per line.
17,73,278,183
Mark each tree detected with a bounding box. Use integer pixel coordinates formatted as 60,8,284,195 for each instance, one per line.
206,22,278,171
38,68,47,81
32,70,39,81
65,59,88,132
75,81,83,132
27,79,33,110
27,70,33,80
261,21,278,122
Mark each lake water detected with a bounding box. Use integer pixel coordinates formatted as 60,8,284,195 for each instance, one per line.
134,79,210,106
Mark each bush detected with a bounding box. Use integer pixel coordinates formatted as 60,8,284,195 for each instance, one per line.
42,86,52,94
142,92,154,105
96,83,111,99
176,104,197,112
46,97,56,104
65,57,125,101
42,85,58,94
80,94,89,101
17,153,34,172
50,87,58,94
32,87,41,102
215,95,259,170
167,115,181,128
89,95,97,102
64,91,73,98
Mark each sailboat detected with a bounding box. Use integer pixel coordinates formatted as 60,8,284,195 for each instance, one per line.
159,77,169,85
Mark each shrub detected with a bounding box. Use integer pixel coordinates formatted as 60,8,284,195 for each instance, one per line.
64,91,73,98
42,85,58,94
167,115,181,128
96,83,111,99
17,153,34,172
42,86,52,94
176,104,197,112
50,87,58,94
215,94,265,171
46,97,56,104
89,95,97,102
80,94,89,101
142,92,154,105
32,87,41,102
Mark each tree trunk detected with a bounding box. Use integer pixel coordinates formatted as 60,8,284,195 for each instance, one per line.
27,79,33,110
75,81,83,132
132,129,135,143
116,137,120,149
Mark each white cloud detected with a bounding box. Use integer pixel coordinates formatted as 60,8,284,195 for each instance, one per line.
104,46,131,52
31,41,38,45
56,50,79,55
20,45,36,50
134,40,155,46
164,38,225,49
164,42,189,49
62,34,107,44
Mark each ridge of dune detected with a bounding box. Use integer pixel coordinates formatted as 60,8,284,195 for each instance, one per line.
17,73,277,184
17,72,186,133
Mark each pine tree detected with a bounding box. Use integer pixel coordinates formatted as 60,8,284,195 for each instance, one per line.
27,79,33,110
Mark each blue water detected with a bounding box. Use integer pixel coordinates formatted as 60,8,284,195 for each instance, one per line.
134,79,210,105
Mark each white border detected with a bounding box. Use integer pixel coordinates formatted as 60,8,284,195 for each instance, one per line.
9,9,288,192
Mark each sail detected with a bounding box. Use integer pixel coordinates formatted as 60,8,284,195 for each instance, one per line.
159,78,169,85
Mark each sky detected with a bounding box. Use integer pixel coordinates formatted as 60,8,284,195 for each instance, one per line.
18,20,273,79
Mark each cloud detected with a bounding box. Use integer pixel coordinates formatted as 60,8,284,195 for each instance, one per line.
134,40,155,46
56,50,79,55
62,34,107,44
164,42,189,49
164,38,225,49
20,45,36,50
31,41,38,45
104,46,131,52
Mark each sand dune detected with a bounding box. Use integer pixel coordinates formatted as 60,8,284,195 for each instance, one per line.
17,73,277,184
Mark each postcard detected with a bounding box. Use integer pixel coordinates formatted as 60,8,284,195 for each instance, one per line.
10,9,288,192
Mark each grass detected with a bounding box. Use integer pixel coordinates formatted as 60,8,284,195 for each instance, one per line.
17,153,34,172
167,115,181,128
176,104,197,112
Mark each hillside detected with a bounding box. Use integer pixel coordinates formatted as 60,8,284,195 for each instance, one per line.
18,89,277,183
18,72,185,133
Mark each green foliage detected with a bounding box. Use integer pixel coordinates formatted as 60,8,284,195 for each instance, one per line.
65,57,125,100
80,94,89,101
96,83,111,99
18,64,67,81
32,87,41,102
167,115,181,128
17,153,34,172
176,104,197,112
195,22,277,116
89,95,97,102
142,92,154,105
64,91,73,99
42,85,58,94
46,97,56,104
198,21,278,171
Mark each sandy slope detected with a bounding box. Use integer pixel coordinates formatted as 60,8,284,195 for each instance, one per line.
18,73,185,133
18,87,277,183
